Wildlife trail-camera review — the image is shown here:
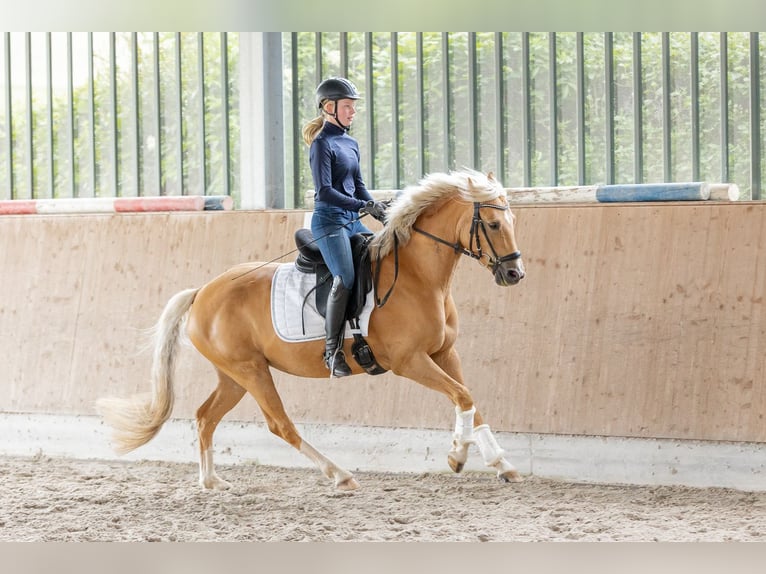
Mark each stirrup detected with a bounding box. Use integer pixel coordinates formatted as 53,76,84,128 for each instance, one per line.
324,349,352,378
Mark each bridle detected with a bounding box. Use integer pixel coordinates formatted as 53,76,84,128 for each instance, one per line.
413,201,522,273
372,200,522,308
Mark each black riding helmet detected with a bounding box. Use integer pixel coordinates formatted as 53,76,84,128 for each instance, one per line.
316,77,361,108
315,77,360,131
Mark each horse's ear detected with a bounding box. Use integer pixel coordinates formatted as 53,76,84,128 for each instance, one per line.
487,171,495,182
466,176,474,190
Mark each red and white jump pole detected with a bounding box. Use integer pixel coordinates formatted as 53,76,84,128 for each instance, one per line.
0,195,233,215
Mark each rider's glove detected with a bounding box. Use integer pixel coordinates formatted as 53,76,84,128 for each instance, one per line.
360,200,388,223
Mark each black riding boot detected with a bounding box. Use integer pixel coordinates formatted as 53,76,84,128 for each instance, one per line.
323,276,353,377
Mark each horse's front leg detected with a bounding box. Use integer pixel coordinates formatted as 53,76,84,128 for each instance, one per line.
447,405,521,482
474,423,522,482
448,404,475,473
432,340,522,482
395,347,523,482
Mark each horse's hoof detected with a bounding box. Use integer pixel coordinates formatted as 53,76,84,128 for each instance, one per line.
199,476,232,490
336,476,360,491
447,455,465,474
498,470,524,483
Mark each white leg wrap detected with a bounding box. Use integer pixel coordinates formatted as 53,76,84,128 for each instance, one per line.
474,424,505,466
453,405,476,444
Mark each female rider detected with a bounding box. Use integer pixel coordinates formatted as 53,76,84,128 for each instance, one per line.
302,77,387,377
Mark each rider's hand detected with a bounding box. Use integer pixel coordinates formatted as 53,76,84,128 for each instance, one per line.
360,200,388,222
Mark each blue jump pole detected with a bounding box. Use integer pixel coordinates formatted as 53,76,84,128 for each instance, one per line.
596,182,710,202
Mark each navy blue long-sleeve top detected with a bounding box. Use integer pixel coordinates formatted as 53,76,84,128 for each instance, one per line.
310,122,373,211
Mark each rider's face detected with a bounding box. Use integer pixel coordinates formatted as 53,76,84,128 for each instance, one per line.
326,98,357,126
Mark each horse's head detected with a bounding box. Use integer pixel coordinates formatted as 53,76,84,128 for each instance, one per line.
461,172,525,286
371,169,525,288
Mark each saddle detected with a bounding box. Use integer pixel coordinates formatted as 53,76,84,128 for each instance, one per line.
293,228,386,375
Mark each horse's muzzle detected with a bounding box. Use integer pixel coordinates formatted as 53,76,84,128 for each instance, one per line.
494,262,525,286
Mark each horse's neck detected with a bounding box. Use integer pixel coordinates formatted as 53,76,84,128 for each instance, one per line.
399,207,466,291
401,240,459,292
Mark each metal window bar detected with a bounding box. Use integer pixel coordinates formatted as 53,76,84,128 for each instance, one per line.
66,33,75,198
416,32,425,178
109,33,119,197
633,32,643,184
549,33,558,186
494,32,505,183
662,32,672,183
721,32,730,183
521,32,531,187
175,33,184,196
442,32,451,171
152,33,161,196
605,32,615,185
291,33,300,206
576,32,586,185
130,34,140,197
4,33,12,199
468,32,478,169
25,33,33,198
391,32,400,189
220,32,231,199
197,34,206,194
364,32,375,187
45,33,54,198
690,33,700,182
87,32,95,197
315,33,323,86
340,32,348,79
750,32,761,200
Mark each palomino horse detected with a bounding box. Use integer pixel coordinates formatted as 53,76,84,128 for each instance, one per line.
97,169,525,491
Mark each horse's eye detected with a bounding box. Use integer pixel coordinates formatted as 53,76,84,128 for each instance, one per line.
487,221,501,231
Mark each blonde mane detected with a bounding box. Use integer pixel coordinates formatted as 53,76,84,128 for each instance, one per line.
370,169,505,258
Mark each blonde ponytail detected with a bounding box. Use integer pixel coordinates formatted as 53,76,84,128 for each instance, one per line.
302,115,325,146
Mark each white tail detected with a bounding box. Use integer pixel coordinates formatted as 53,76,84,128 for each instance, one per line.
96,287,199,455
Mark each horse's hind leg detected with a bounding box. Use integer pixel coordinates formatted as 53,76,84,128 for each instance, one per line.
196,369,246,489
236,359,360,491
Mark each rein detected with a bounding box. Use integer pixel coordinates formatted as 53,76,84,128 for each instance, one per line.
372,201,521,308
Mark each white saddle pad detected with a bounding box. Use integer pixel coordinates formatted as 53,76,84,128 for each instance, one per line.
271,263,375,343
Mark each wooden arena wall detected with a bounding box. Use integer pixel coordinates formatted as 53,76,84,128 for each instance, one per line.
1,203,765,444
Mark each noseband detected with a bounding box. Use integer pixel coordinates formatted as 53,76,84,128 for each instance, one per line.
412,201,522,274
